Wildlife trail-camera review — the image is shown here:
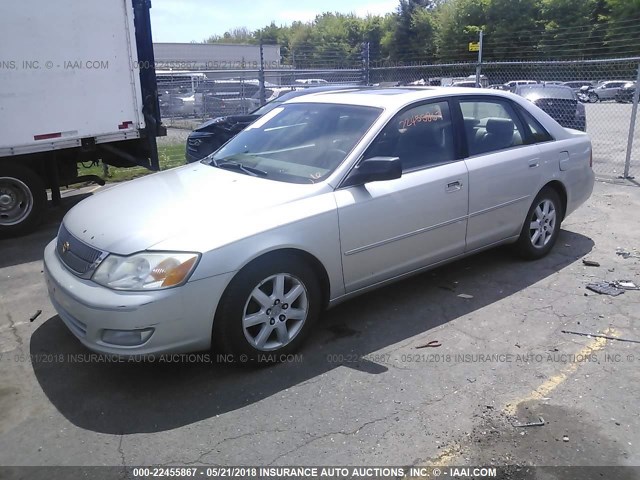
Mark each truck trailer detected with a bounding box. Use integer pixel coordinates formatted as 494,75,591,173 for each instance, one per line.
0,0,164,237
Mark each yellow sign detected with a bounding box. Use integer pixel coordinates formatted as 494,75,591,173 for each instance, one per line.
469,42,480,52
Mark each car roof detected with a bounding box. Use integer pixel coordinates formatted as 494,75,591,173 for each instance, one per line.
285,86,519,108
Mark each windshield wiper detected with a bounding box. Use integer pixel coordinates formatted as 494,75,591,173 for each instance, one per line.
214,160,268,177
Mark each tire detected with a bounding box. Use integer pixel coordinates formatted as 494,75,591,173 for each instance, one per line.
0,164,46,238
588,93,598,103
514,187,562,260
213,253,322,363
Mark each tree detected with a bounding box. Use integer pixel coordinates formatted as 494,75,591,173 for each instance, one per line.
434,0,488,62
198,0,640,67
484,0,543,60
605,0,640,56
383,0,438,63
538,0,594,59
204,26,256,44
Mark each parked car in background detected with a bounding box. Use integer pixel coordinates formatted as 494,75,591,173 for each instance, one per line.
442,75,489,88
515,84,586,131
197,80,262,117
450,81,478,88
577,85,598,103
186,85,365,163
615,82,637,103
542,81,564,85
45,87,594,359
504,80,538,91
488,84,510,90
593,80,630,101
563,80,595,93
295,79,329,85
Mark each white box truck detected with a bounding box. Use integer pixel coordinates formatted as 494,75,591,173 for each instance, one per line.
0,0,164,237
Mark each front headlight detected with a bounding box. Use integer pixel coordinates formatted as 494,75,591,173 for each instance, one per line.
92,252,200,291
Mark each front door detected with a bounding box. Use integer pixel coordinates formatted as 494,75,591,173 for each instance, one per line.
335,100,469,293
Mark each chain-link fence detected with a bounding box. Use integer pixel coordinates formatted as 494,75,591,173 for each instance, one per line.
368,58,640,179
157,68,362,128
157,58,640,180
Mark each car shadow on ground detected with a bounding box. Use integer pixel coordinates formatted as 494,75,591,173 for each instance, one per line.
29,230,594,435
0,194,91,269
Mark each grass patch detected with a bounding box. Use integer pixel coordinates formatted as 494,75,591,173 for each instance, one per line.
78,143,187,183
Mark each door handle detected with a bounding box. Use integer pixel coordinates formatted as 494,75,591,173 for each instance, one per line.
446,180,462,192
528,160,540,168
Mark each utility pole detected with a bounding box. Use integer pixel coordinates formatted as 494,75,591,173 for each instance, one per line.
475,30,484,88
361,41,370,85
623,61,640,178
258,37,266,106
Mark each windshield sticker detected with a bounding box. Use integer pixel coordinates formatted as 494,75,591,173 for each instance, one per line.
399,107,443,130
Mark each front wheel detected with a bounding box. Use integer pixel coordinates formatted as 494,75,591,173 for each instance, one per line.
0,164,47,238
514,188,562,260
213,254,322,361
588,93,598,103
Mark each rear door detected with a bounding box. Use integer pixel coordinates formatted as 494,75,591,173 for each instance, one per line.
456,96,543,251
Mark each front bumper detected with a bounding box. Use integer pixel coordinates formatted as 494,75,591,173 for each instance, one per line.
43,239,235,356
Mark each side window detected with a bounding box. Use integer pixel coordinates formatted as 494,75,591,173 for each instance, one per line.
515,105,554,144
364,101,455,172
459,99,525,156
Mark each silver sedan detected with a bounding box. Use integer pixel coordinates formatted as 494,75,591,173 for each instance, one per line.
43,87,594,360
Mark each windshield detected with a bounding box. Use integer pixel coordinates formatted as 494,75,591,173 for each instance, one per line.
206,102,382,184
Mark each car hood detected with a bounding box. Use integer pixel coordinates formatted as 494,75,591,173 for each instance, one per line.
63,163,324,255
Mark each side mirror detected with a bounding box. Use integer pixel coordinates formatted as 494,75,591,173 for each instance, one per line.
342,156,402,187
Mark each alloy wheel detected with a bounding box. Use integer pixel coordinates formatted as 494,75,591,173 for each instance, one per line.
242,273,309,351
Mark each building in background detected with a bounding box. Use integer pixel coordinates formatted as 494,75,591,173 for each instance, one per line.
153,43,281,72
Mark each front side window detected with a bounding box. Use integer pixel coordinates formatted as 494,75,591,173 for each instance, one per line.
460,99,525,156
364,101,456,172
207,103,382,183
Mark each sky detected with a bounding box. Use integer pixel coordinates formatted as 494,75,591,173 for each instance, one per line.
150,0,399,43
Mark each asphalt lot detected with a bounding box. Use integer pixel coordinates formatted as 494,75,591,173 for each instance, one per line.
0,180,639,477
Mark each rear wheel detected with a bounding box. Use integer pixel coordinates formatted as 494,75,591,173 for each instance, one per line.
514,187,562,260
0,164,46,238
213,254,322,362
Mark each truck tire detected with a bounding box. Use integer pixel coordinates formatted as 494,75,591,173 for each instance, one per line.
0,164,47,238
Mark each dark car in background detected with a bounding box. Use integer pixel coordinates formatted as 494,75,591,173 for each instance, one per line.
563,80,595,93
615,81,637,103
185,85,363,163
515,84,586,131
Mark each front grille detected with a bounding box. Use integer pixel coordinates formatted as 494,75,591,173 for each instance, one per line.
56,224,105,278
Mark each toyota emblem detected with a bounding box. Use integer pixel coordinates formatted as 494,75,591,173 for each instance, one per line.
62,241,70,253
